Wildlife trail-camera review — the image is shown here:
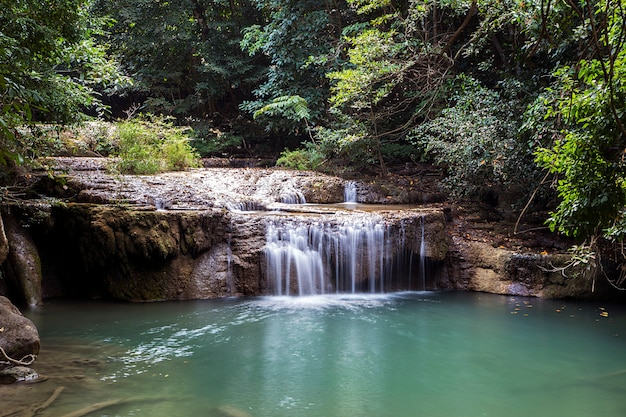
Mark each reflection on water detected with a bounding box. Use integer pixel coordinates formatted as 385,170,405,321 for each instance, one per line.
4,292,625,417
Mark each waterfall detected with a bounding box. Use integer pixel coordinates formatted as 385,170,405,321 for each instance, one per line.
419,216,426,290
154,197,170,211
226,229,234,296
227,200,266,212
264,214,427,295
265,221,326,295
344,181,357,203
280,190,306,204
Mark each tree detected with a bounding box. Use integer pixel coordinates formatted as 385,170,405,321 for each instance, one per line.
409,76,536,200
92,0,261,120
323,0,478,175
240,0,342,133
533,0,626,241
0,0,121,169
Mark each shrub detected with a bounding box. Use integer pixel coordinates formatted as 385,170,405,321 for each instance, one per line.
407,76,539,203
189,128,244,157
112,115,199,174
276,146,323,170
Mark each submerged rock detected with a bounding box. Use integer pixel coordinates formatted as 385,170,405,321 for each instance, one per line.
211,405,253,417
0,365,40,384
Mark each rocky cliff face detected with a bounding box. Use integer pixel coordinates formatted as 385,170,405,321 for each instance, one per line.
0,157,622,303
26,203,447,301
40,205,242,301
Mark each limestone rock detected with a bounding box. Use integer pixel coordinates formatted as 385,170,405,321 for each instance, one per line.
0,214,9,265
456,241,596,298
3,214,43,306
0,365,40,383
0,296,40,369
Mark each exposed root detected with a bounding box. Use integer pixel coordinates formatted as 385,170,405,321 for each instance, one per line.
0,347,36,366
60,399,126,417
31,386,65,416
0,386,65,417
60,396,171,417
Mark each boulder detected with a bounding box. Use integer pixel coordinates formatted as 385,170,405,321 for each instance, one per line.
0,296,40,369
450,241,599,298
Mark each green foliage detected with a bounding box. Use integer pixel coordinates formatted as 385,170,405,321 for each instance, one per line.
92,0,261,118
240,0,337,131
313,113,382,172
533,0,626,239
276,145,323,171
112,116,200,175
190,130,244,158
0,0,128,170
327,28,400,109
408,76,536,200
252,95,311,133
324,0,479,174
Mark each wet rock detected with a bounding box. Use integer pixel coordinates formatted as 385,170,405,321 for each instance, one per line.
17,157,622,301
449,241,599,298
36,204,250,301
0,296,40,368
2,213,43,306
0,214,9,265
0,365,40,384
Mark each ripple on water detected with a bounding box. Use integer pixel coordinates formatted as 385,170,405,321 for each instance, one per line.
102,321,229,381
250,292,437,312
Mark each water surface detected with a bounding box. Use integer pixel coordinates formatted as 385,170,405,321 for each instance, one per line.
13,292,626,417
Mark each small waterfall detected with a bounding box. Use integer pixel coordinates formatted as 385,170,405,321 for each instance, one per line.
264,215,427,295
280,190,306,204
226,230,234,296
154,197,170,211
227,200,267,212
344,181,357,203
265,221,325,295
419,216,426,290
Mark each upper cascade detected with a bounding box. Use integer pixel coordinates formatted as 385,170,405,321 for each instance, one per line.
344,181,357,203
263,213,427,296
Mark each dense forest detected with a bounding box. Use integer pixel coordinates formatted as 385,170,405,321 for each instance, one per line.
1,1,625,262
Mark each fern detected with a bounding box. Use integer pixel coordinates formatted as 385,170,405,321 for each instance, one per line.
253,95,310,122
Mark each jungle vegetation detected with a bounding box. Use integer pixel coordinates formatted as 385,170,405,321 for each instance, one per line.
1,0,625,264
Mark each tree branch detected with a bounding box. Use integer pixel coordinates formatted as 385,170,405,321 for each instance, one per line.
438,0,478,59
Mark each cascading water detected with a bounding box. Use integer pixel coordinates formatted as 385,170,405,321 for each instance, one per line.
343,181,357,203
264,214,427,295
280,190,306,204
419,216,426,290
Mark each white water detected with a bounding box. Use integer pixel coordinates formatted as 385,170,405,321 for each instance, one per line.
419,216,426,289
264,215,425,295
344,181,357,203
280,190,306,204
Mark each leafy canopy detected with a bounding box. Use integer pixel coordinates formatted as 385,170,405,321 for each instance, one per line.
534,0,626,240
0,0,127,167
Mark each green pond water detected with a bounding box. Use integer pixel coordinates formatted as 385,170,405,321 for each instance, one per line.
15,292,626,417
